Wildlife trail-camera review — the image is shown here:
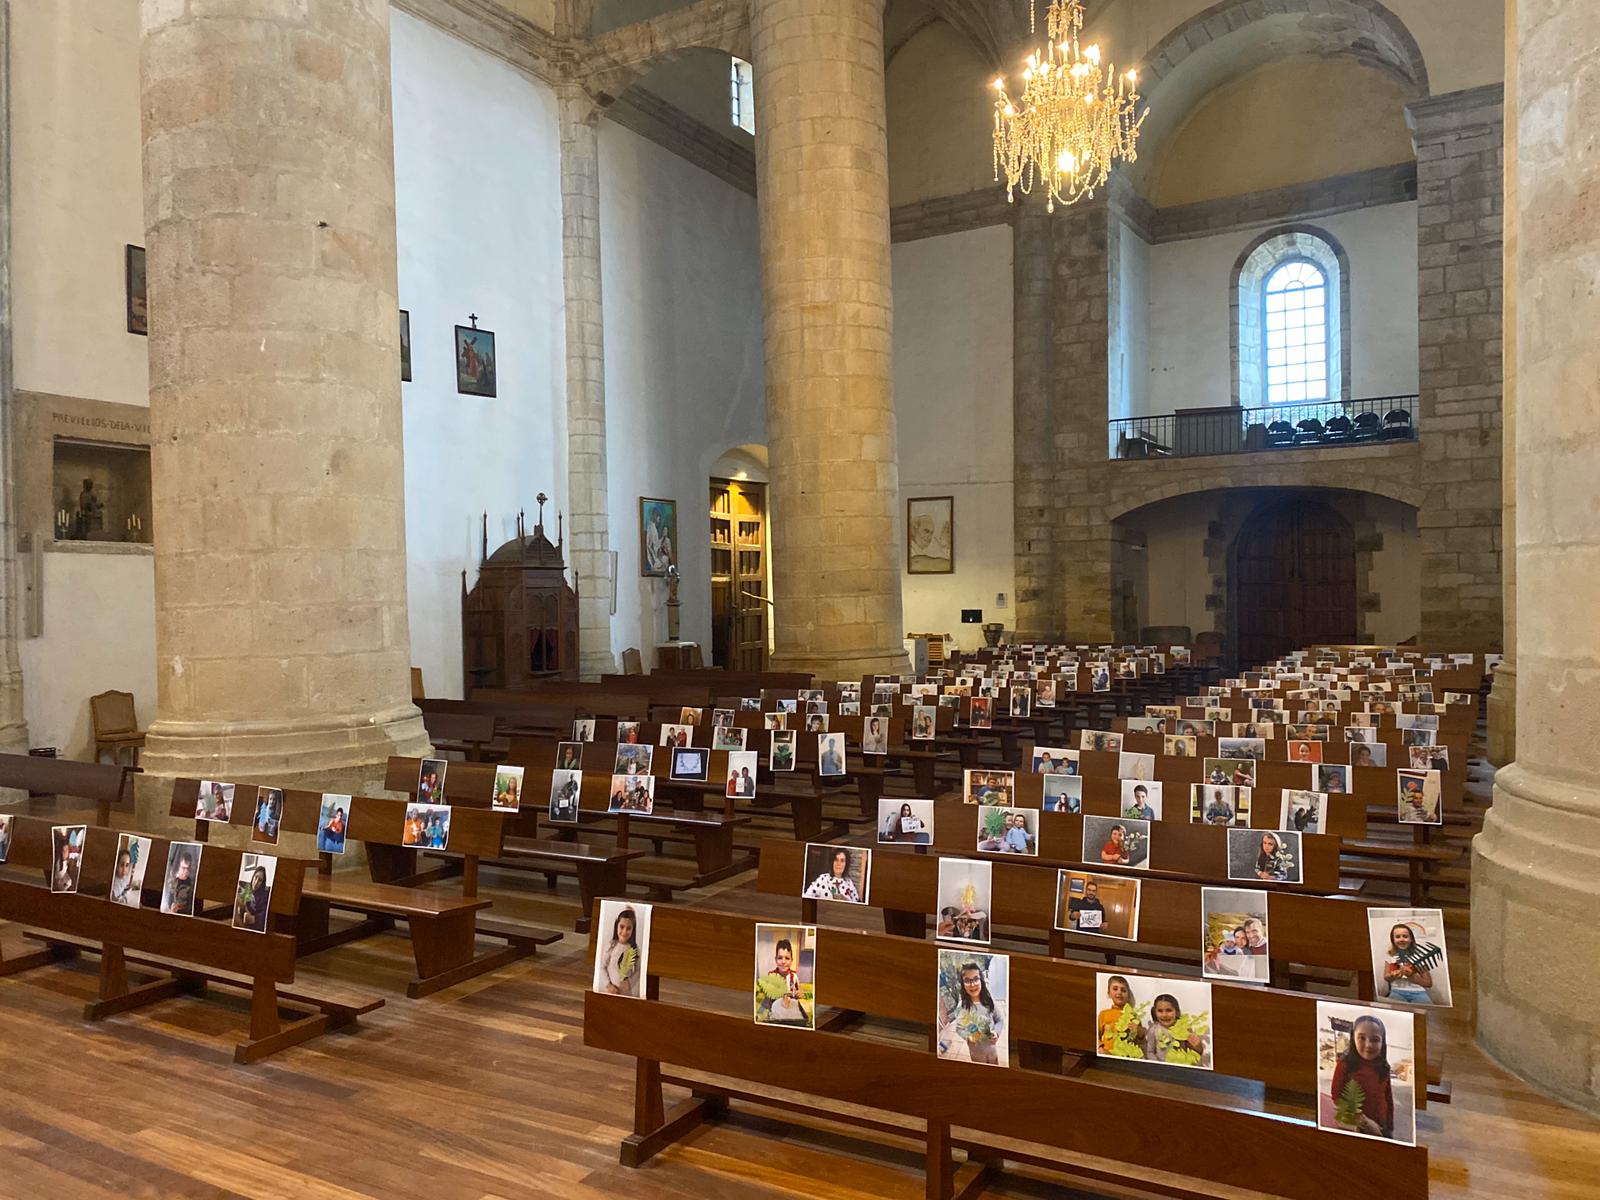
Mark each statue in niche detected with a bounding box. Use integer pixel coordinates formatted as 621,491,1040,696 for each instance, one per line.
78,478,104,536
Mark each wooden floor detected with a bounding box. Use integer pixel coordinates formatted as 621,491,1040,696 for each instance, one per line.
2,758,1597,1199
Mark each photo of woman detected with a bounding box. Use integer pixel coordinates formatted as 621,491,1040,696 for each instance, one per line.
800,844,870,904
1316,1002,1416,1145
935,951,1009,1067
877,798,933,845
863,716,890,755
607,774,655,814
231,854,276,933
592,900,651,998
492,766,524,813
402,803,452,849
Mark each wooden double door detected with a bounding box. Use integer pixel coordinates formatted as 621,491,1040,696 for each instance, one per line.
709,478,768,671
1232,498,1357,669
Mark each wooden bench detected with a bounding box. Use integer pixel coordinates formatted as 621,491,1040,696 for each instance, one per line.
0,751,134,827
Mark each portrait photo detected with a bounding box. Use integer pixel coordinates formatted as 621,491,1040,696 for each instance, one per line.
976,806,1037,856
251,786,283,845
935,950,1009,1067
910,704,936,741
1201,887,1269,983
50,824,86,895
1163,735,1198,758
725,750,759,798
659,722,692,748
317,794,351,854
231,853,277,934
1008,687,1031,718
1316,1001,1417,1145
640,497,678,577
592,899,651,998
1090,664,1111,693
108,833,152,908
763,712,788,732
1368,907,1453,1007
862,715,890,755
968,696,993,729
817,733,847,777
906,496,954,574
1126,716,1163,734
1121,780,1162,821
1408,744,1449,771
1084,815,1150,870
1190,783,1249,826
607,774,656,814
712,725,748,753
160,841,203,916
1396,769,1442,825
196,779,234,823
416,757,448,804
548,768,582,823
1056,869,1140,940
0,813,11,863
878,797,934,845
1043,773,1083,814
1203,757,1257,788
402,803,451,850
770,730,796,772
617,720,643,743
1226,827,1302,884
800,843,870,904
1280,788,1328,834
963,768,1015,806
936,857,992,944
573,718,597,742
614,743,654,776
454,322,496,396
754,923,817,1029
1351,742,1389,769
125,244,148,335
1317,763,1352,794
1096,972,1212,1070
1031,745,1077,775
492,765,525,813
1287,739,1325,764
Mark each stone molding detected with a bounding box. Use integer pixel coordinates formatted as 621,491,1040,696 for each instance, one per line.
604,86,755,196
393,0,567,83
1152,163,1417,243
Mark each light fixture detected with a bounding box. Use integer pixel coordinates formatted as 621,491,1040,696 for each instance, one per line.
992,0,1146,212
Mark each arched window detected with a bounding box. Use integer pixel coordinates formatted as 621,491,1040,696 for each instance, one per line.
1232,228,1347,408
1263,259,1329,404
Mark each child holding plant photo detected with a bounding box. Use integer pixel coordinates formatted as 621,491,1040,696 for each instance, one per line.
1144,993,1212,1067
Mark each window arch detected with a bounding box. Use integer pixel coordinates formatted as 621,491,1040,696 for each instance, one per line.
1232,228,1349,408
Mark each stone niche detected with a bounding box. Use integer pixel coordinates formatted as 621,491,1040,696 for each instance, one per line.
18,393,152,552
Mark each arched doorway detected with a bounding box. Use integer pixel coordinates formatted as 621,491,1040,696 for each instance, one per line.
1231,498,1357,667
709,446,771,671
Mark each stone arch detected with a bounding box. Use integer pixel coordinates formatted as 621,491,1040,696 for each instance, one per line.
1230,225,1352,407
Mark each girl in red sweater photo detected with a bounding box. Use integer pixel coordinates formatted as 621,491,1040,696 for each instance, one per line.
1316,1002,1417,1145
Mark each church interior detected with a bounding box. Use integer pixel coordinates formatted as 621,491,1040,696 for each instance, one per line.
0,0,1596,1195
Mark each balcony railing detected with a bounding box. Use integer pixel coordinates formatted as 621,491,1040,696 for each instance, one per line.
1108,395,1420,461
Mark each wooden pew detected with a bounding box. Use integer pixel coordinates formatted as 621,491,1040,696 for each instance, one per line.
0,815,382,1062
0,751,134,826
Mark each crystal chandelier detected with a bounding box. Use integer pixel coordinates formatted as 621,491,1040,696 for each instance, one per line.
992,0,1146,212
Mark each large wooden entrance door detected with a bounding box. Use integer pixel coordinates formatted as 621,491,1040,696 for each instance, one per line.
1232,499,1357,668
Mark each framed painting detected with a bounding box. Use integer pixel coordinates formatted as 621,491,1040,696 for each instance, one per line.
907,495,954,574
454,323,496,397
640,497,678,577
400,310,412,382
125,245,147,336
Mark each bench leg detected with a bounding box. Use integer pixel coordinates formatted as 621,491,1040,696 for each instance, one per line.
914,756,936,796
790,793,824,843
619,1060,725,1167
927,1120,954,1200
574,859,631,935
0,938,78,977
406,912,541,999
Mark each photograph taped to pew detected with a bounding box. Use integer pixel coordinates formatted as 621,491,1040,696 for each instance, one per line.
573,718,596,742
1056,869,1140,940
725,751,758,798
1085,816,1150,870
679,706,701,726
936,950,1009,1067
817,733,846,777
1317,763,1352,794
1121,780,1162,821
1164,734,1198,758
108,833,152,907
1201,887,1270,984
0,813,10,863
231,853,277,933
976,806,1037,856
317,794,351,854
1191,784,1250,826
1043,774,1082,814
607,774,655,815
614,743,654,776
196,779,234,823
1031,745,1077,775
1126,716,1164,734
1080,729,1122,752
491,765,524,813
969,696,993,728
712,708,735,728
861,715,889,755
910,704,936,741
557,741,584,770
804,713,829,734
160,841,202,915
1316,1001,1417,1145
549,769,582,822
739,697,762,712
617,720,643,744
403,803,452,849
1288,739,1325,765
659,722,692,748
800,843,870,904
770,730,796,771
1036,678,1056,707
1396,770,1443,825
593,899,651,998
416,758,447,804
1205,757,1258,788
713,725,748,752
669,746,708,782
1281,789,1328,834
1009,687,1031,718
1408,744,1450,771
1227,828,1302,884
762,712,787,731
963,768,1015,806
1368,908,1453,1007
878,798,933,844
1097,973,1213,1070
252,786,283,845
1218,737,1267,761
49,824,86,894
754,923,816,1030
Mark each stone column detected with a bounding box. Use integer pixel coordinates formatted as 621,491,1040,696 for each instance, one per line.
558,84,617,680
1012,202,1059,640
1406,86,1505,652
751,0,907,678
137,0,428,800
1473,0,1600,1114
0,0,29,753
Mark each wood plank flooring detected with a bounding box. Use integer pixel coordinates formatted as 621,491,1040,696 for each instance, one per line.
1,756,1596,1199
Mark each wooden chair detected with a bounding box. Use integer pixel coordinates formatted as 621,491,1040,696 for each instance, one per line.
410,666,425,701
620,647,644,675
89,691,145,767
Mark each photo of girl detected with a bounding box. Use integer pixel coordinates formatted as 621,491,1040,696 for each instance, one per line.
1200,887,1269,983
1043,774,1083,814
317,794,351,854
877,798,933,845
195,779,234,823
160,841,202,916
50,825,86,894
1367,908,1453,1007
863,716,890,755
108,833,152,908
935,950,1009,1067
607,774,655,814
1190,784,1250,826
1084,816,1151,870
910,705,936,741
231,854,276,933
1227,828,1303,885
251,787,283,845
617,720,643,743
800,843,870,904
1316,1001,1417,1145
491,765,524,813
754,923,817,1029
1096,973,1213,1070
592,900,651,998
1287,739,1324,764
763,712,788,731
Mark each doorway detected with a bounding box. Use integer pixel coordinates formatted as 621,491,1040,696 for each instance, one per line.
709,476,768,671
1231,497,1357,668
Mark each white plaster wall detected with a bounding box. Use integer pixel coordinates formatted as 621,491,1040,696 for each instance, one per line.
391,11,568,698
1117,221,1151,418
1142,203,1420,416
598,121,765,661
892,226,1014,652
19,552,155,758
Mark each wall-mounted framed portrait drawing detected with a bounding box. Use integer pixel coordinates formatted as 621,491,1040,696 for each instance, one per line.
455,322,496,397
640,497,677,577
907,495,954,574
125,245,147,336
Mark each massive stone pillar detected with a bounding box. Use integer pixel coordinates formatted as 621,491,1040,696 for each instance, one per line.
1474,0,1600,1114
1011,203,1059,640
750,0,907,679
137,0,427,798
0,0,29,753
557,84,617,680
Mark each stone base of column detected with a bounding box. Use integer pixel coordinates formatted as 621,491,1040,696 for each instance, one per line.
1485,660,1517,766
0,664,28,753
1473,761,1600,1116
770,649,910,682
133,705,431,831
580,647,617,681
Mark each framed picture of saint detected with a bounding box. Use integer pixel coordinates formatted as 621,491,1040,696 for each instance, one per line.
907,496,954,574
454,322,496,397
125,245,147,336
640,497,677,577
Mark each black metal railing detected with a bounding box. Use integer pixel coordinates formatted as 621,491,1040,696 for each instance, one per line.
1107,395,1420,460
